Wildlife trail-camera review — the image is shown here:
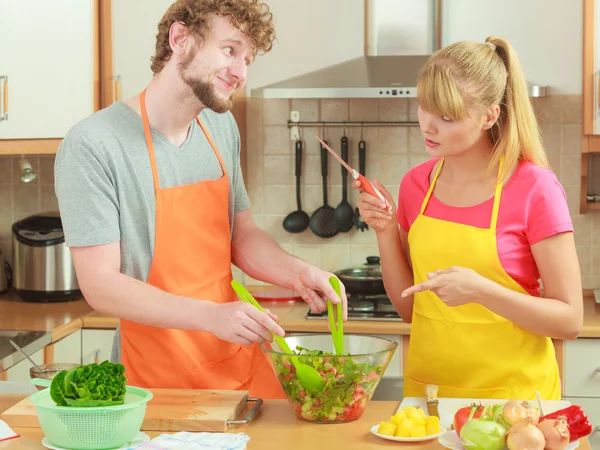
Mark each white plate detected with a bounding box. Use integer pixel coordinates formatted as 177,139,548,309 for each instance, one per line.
42,432,150,450
438,430,580,450
370,424,447,442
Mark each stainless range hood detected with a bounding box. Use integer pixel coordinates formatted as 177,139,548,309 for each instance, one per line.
250,0,548,99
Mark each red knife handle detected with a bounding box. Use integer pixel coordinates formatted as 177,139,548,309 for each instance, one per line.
356,173,391,210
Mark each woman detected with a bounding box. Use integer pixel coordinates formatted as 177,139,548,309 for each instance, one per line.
355,37,583,400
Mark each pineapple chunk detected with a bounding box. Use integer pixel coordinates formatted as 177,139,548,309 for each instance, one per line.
411,425,427,438
377,421,397,436
388,410,407,424
425,416,441,435
394,418,413,437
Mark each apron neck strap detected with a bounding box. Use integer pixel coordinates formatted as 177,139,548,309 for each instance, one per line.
419,155,505,232
420,158,445,215
140,89,161,193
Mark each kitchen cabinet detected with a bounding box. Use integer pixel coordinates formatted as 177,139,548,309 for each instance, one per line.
0,0,98,149
563,338,600,444
81,329,116,365
582,0,600,212
4,349,43,382
52,330,82,366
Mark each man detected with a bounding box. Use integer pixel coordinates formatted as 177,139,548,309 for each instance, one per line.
54,0,347,399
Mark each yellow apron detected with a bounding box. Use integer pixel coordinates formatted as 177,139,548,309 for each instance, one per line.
404,157,561,400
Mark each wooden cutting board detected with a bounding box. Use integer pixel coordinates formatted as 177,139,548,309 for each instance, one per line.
0,388,255,432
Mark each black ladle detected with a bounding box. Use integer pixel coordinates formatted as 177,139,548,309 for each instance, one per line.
309,140,340,238
335,135,354,232
283,140,310,233
355,138,369,232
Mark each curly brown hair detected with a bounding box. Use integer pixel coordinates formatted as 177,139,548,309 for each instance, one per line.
150,0,276,74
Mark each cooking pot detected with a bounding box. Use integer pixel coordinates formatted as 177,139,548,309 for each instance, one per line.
334,256,385,296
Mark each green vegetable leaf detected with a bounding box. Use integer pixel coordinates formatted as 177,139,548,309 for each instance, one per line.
49,361,127,407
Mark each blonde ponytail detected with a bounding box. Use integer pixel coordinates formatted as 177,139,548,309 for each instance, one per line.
485,36,548,182
416,36,548,184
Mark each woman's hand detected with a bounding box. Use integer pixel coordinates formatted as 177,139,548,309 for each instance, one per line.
400,266,496,307
352,178,396,233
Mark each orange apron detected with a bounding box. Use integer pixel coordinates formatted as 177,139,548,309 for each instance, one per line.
404,157,561,400
120,89,285,399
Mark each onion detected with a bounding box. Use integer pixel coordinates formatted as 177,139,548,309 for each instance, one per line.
507,418,546,450
503,400,540,426
537,417,570,450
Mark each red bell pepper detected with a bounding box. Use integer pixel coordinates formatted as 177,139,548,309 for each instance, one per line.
539,405,593,442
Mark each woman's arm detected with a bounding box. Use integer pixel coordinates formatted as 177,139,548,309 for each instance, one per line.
402,232,583,339
478,232,583,340
377,225,415,322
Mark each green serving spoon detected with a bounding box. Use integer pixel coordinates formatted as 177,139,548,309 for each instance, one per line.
230,280,325,394
327,276,344,355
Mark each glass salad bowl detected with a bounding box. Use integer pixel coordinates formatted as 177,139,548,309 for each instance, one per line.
261,334,398,423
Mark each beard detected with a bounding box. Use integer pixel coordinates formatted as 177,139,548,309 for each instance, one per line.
178,52,235,114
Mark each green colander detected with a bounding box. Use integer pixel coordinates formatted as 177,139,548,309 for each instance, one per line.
29,378,153,450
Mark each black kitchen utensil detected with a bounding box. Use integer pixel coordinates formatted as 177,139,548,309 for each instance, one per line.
355,138,369,232
334,135,354,232
309,140,340,238
283,140,310,233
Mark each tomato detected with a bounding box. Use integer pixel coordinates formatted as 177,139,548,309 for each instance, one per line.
453,404,484,435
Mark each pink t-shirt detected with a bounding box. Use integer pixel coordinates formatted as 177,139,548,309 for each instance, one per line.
397,158,573,297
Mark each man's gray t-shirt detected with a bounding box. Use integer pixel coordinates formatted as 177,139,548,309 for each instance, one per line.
54,102,250,362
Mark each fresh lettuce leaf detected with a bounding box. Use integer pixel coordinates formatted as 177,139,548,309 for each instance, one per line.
50,360,127,407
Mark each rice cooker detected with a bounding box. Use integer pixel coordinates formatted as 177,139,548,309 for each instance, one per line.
12,212,81,302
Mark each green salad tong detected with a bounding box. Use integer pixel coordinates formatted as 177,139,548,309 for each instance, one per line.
230,280,325,393
327,276,344,355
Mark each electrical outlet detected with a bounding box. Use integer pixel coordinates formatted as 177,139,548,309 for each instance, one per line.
290,126,300,141
290,110,300,140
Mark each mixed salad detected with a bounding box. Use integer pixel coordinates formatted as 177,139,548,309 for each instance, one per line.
273,346,382,422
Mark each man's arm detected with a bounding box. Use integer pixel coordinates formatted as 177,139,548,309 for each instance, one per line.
70,242,284,344
231,209,347,317
70,243,214,330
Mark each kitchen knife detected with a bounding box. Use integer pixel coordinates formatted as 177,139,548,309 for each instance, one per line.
315,136,392,211
425,384,440,418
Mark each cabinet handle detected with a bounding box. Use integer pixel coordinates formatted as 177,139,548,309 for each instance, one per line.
94,349,99,365
114,74,121,102
0,75,7,122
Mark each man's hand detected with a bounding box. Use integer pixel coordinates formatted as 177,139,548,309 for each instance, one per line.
401,266,495,307
293,266,348,320
207,302,285,346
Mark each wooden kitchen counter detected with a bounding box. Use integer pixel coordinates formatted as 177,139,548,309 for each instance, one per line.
5,288,600,339
0,394,590,450
0,291,93,341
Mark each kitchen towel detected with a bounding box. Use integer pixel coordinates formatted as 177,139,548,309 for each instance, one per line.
0,418,19,442
126,432,250,450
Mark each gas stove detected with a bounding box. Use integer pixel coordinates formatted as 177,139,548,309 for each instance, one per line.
306,295,403,321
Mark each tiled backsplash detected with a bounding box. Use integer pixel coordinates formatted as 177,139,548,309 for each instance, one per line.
0,155,58,264
0,95,596,289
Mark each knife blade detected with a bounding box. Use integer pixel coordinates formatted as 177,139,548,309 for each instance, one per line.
425,384,440,418
315,136,391,211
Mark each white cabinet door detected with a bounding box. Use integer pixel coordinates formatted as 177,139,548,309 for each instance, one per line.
564,339,600,398
0,0,95,139
5,348,44,382
53,330,82,365
111,0,175,102
81,330,116,365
